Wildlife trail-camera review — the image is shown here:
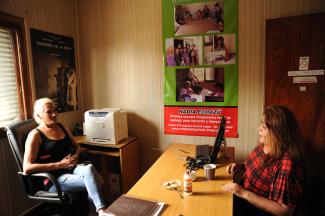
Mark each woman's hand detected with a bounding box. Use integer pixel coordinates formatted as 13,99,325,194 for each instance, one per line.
221,183,247,199
226,162,244,175
221,183,294,216
70,152,79,162
58,154,78,169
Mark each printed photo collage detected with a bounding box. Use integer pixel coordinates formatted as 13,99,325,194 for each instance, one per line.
165,0,235,104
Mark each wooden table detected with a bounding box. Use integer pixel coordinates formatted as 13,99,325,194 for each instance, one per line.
127,143,234,216
75,136,140,200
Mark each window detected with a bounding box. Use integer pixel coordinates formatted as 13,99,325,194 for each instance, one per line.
0,28,20,126
0,12,32,135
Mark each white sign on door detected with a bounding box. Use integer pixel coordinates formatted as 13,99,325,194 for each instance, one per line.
299,56,309,70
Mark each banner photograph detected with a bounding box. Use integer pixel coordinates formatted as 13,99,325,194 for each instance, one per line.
163,0,238,137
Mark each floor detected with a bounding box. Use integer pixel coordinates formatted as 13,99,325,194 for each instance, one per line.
175,19,222,36
21,202,90,216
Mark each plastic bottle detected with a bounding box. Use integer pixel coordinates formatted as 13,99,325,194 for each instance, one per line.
183,170,193,195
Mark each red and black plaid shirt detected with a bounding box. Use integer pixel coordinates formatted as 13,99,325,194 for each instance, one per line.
243,145,303,208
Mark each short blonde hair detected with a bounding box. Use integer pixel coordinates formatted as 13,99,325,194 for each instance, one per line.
33,98,55,124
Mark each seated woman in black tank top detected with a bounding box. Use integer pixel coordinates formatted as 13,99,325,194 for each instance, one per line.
23,98,111,216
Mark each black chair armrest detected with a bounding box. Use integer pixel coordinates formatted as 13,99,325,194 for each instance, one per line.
18,172,70,204
35,191,63,198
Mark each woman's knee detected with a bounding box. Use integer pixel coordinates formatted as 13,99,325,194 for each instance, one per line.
83,164,97,175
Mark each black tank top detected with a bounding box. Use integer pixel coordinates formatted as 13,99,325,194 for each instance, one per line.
36,123,74,177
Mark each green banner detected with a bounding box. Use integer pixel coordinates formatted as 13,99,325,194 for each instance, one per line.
163,0,238,137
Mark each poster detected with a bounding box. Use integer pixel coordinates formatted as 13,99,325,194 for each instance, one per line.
30,28,78,113
163,0,238,137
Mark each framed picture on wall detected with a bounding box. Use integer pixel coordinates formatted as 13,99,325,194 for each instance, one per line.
30,28,78,113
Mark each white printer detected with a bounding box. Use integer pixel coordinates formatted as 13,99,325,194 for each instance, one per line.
84,108,128,144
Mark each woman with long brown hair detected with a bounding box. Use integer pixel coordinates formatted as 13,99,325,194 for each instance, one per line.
222,105,305,216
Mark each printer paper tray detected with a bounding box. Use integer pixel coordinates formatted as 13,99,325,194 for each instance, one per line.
87,138,117,145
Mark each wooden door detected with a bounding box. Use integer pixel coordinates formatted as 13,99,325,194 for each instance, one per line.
265,13,325,214
265,13,324,152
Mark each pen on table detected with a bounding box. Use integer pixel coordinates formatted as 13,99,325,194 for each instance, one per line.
179,149,189,154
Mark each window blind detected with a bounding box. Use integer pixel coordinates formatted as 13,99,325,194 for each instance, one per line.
0,28,19,127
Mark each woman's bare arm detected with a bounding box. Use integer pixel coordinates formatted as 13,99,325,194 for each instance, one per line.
222,183,294,216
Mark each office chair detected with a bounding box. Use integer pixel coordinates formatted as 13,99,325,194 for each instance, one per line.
6,119,88,215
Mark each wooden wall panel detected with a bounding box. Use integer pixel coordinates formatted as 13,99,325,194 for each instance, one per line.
77,0,164,170
0,0,24,17
0,0,81,215
235,0,265,160
0,0,83,130
0,138,38,216
22,0,82,130
76,0,325,172
266,0,325,19
1,0,325,214
76,0,266,170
